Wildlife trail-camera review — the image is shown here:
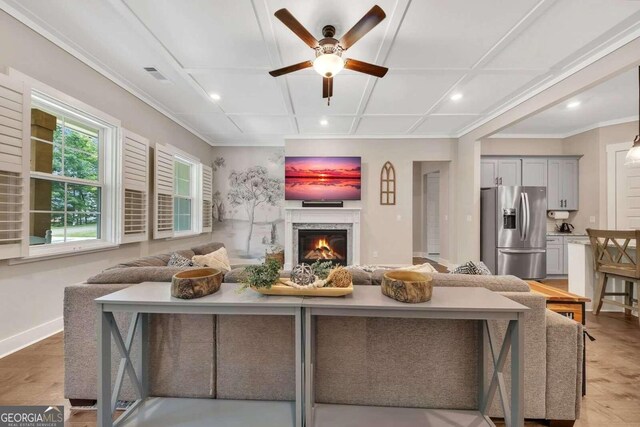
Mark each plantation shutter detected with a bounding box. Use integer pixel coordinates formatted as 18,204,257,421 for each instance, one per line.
202,164,212,233
121,129,149,243
0,74,28,260
153,142,174,239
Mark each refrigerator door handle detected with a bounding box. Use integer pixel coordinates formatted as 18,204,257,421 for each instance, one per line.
519,192,526,241
524,192,531,241
499,249,546,254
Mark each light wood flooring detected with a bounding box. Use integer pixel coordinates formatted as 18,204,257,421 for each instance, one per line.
1,283,640,426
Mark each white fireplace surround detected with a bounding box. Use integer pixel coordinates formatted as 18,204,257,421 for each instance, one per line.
284,207,361,270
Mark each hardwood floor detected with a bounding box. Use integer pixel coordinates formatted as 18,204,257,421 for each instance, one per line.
1,293,639,426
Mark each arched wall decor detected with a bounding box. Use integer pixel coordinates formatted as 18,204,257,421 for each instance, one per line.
380,161,396,205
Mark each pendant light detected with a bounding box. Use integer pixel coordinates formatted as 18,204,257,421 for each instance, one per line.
624,66,640,165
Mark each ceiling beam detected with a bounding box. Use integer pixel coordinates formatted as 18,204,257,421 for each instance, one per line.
460,36,640,142
407,0,557,134
250,0,300,134
349,0,412,134
104,0,243,136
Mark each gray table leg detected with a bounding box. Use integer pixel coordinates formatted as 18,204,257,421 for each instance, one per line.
295,309,302,427
304,308,314,427
97,305,112,427
510,314,525,427
478,320,489,413
137,313,149,399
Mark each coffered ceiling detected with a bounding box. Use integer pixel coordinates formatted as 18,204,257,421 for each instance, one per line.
496,67,639,137
2,0,640,145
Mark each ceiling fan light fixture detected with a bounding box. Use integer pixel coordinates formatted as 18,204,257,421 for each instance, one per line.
313,53,344,78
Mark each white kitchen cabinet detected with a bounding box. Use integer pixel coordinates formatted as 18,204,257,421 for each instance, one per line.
481,158,521,187
481,159,498,187
522,158,547,186
548,158,578,210
497,159,521,186
546,236,564,275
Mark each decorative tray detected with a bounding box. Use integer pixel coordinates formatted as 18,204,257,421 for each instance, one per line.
251,279,353,297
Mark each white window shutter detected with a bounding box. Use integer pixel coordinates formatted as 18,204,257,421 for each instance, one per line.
121,129,149,243
153,142,174,239
202,164,213,232
0,74,29,260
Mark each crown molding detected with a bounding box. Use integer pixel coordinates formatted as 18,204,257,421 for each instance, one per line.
0,0,216,146
491,115,639,140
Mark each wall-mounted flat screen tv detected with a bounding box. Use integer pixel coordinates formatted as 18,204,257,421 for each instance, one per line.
285,156,362,201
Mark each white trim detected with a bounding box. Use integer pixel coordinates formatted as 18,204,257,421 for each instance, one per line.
0,317,63,359
0,1,214,146
488,133,567,139
11,68,121,127
606,141,633,229
14,242,120,264
491,117,639,140
456,25,640,139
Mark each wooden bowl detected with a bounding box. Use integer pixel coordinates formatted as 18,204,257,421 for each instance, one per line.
381,270,433,303
171,268,222,299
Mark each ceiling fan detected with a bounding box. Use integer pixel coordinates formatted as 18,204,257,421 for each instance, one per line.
269,5,389,105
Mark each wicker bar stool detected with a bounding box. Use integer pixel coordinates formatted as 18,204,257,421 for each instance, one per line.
587,229,640,324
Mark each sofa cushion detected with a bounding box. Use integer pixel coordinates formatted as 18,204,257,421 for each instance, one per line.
430,273,530,292
109,249,195,269
191,241,225,256
87,266,199,284
346,267,373,286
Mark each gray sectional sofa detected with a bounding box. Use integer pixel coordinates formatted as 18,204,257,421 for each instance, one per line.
64,242,583,423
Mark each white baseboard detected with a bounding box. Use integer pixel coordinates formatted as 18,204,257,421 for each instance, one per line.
0,317,63,359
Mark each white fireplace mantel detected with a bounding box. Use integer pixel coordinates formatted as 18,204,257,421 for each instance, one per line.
284,207,361,270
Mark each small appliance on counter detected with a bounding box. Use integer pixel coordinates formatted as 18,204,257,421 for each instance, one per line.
555,222,575,233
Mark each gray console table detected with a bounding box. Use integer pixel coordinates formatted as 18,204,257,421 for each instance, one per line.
95,283,526,427
302,286,527,427
95,283,304,427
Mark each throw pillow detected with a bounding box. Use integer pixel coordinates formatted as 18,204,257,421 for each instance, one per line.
397,262,437,274
167,252,196,267
474,261,492,275
192,247,231,273
451,261,481,275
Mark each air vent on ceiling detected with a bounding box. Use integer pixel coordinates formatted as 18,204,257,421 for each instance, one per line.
143,67,170,83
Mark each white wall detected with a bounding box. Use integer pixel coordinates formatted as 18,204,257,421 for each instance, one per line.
482,138,565,156
563,121,639,232
0,10,214,356
285,138,456,264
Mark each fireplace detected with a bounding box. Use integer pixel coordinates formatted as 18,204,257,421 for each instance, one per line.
297,229,348,266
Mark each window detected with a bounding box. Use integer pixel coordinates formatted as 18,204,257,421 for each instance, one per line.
28,90,119,256
174,158,193,233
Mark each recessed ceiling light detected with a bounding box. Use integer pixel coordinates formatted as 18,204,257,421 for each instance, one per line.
567,100,581,109
450,93,463,101
320,119,329,126
209,93,221,101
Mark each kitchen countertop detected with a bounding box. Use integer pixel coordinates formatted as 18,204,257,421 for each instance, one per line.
546,232,588,237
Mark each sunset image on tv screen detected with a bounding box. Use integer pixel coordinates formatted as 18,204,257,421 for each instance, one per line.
285,156,361,200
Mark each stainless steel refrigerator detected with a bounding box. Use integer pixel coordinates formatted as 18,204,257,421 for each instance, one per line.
481,186,547,279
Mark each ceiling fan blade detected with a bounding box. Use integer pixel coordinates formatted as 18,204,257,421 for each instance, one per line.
344,59,388,78
269,60,314,77
339,5,386,50
322,77,333,98
274,8,319,49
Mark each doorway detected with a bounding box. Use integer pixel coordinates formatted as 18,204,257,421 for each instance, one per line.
424,171,440,259
607,141,638,229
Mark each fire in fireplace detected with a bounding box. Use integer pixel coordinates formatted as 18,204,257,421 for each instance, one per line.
298,229,347,266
